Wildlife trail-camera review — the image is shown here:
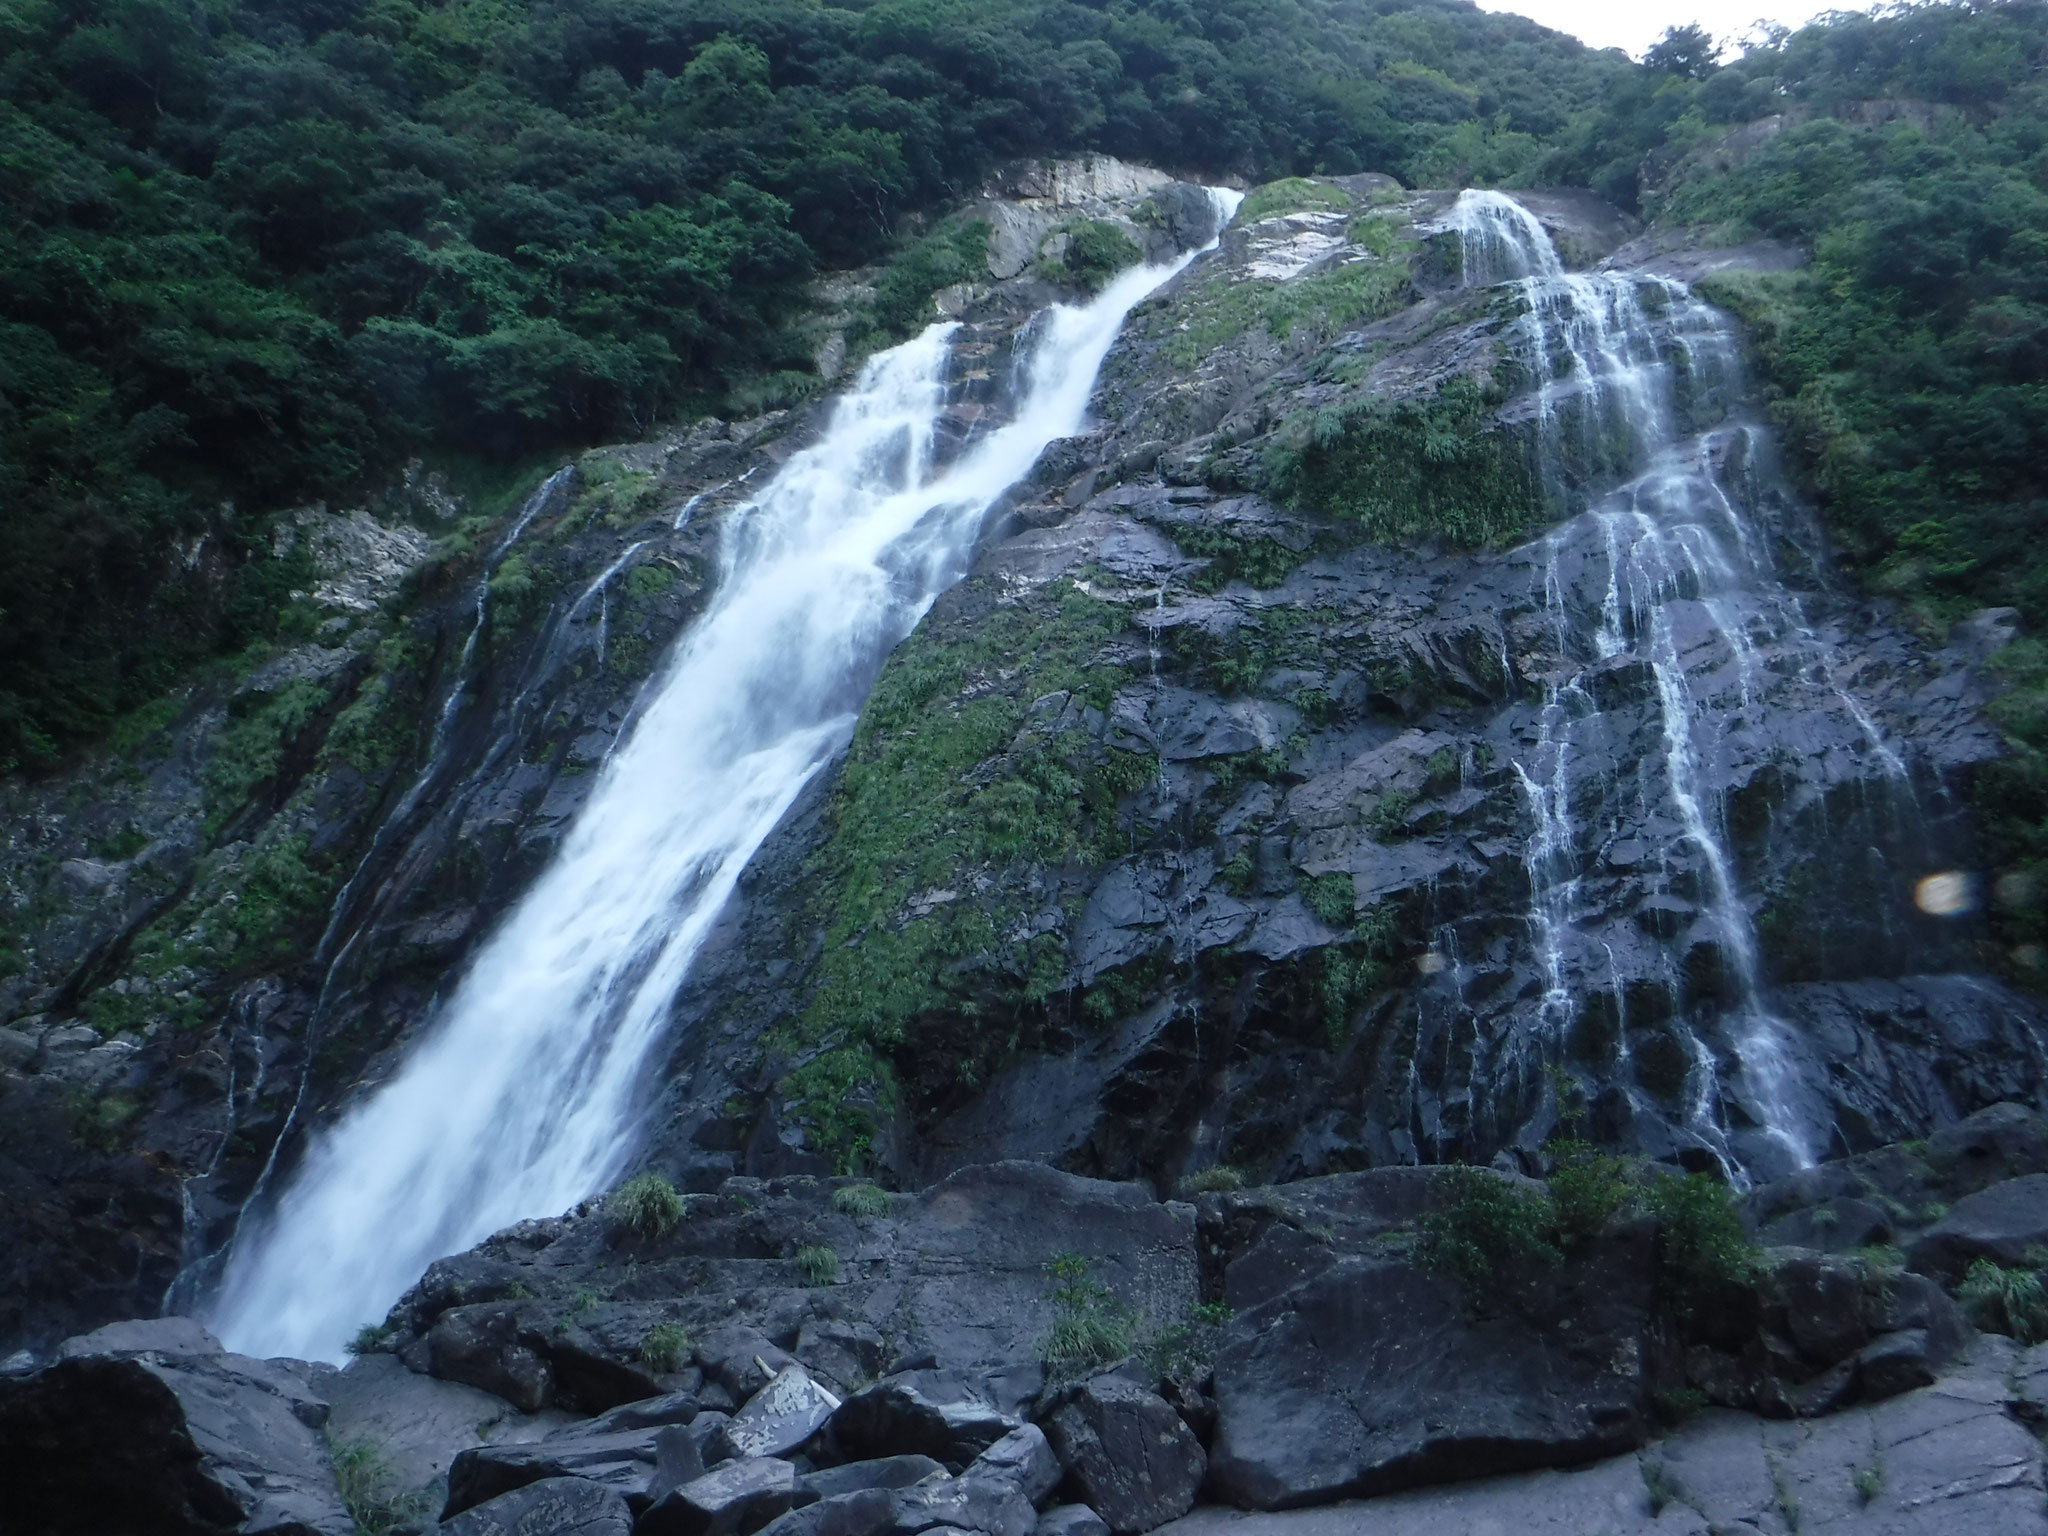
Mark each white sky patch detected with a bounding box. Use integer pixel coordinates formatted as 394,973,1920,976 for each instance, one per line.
1476,0,1884,60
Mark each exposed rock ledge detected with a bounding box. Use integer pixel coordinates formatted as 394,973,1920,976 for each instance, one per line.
8,1107,2048,1534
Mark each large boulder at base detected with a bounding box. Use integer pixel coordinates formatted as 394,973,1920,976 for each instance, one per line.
829,1371,1022,1468
438,1475,634,1536
444,1423,702,1519
1040,1378,1204,1533
639,1456,798,1536
1034,1509,1108,1536
1206,1218,1658,1510
1908,1173,2048,1282
0,1319,351,1535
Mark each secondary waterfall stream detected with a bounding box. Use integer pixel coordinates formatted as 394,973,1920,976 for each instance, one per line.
1449,191,1903,1178
209,196,1239,1361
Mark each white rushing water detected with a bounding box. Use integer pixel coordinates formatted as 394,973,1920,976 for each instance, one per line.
1447,191,1840,1176
210,195,1240,1361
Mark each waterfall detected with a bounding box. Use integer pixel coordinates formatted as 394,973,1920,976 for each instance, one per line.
1446,191,1881,1178
208,194,1241,1362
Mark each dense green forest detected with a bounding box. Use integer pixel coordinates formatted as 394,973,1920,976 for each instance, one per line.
0,0,1628,768
0,0,2044,789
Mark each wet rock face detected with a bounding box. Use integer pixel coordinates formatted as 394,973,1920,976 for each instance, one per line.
654,180,2043,1193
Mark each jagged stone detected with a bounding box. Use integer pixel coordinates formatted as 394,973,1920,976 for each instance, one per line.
721,1364,840,1460
754,1488,897,1536
1908,1173,2048,1281
444,1423,699,1519
829,1372,1022,1468
428,1302,554,1412
639,1456,797,1536
1206,1220,1657,1510
965,1426,1062,1507
0,1331,351,1535
1040,1378,1204,1533
439,1475,633,1536
1034,1508,1108,1536
799,1456,948,1500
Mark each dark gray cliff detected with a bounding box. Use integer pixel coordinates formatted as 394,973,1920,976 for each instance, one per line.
638,179,2046,1197
0,169,2040,1356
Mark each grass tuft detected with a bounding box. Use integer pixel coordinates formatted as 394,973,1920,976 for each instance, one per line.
609,1171,685,1242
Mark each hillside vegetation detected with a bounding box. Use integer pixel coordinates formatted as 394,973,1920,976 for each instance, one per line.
0,0,1626,768
0,0,2044,784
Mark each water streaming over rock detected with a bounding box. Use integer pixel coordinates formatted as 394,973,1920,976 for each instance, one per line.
1447,191,1929,1178
207,200,1239,1361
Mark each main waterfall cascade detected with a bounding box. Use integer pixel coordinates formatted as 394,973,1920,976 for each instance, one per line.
209,193,1243,1363
1445,191,1939,1181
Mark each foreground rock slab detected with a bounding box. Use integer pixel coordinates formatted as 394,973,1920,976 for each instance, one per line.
439,1475,634,1536
0,1318,351,1535
1157,1338,2048,1536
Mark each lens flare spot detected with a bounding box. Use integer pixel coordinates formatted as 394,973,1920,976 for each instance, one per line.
1914,872,1975,917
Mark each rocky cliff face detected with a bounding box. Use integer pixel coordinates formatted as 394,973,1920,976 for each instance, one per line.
646,177,2045,1198
0,162,2041,1359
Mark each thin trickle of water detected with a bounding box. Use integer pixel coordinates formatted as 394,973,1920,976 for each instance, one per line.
208,194,1242,1362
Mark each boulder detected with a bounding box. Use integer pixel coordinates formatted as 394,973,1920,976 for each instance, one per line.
444,1423,701,1518
438,1475,634,1536
0,1328,352,1535
55,1316,227,1360
1855,1328,1943,1400
1908,1173,2048,1281
721,1364,840,1460
797,1319,889,1397
573,1390,702,1436
428,1302,554,1411
1034,1508,1108,1536
829,1371,1021,1468
1205,1224,1657,1510
697,1326,797,1401
964,1426,1062,1507
312,1353,571,1501
1039,1378,1204,1533
640,1456,798,1536
891,1471,1037,1536
752,1488,896,1536
798,1456,947,1500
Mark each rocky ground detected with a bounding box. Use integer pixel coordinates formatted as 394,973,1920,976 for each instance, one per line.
8,1106,2048,1534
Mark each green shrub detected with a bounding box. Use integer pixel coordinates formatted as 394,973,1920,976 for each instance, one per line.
344,1324,392,1357
833,1183,890,1218
1237,177,1355,223
1267,375,1538,548
1053,220,1143,293
640,1322,693,1374
1957,1258,2048,1344
1644,1172,1758,1317
796,1244,842,1286
329,1435,430,1536
1548,1140,1643,1245
1042,1254,1137,1379
1301,871,1357,927
609,1171,685,1242
1419,1167,1560,1293
1183,1166,1246,1194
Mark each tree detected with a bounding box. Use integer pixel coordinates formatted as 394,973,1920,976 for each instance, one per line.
1645,24,1722,79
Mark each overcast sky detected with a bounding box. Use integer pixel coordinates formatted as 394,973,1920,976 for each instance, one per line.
1477,0,1882,59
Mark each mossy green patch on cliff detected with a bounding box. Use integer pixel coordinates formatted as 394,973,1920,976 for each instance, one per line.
1237,178,1357,224
1165,523,1310,592
1150,253,1416,371
1268,374,1539,547
1040,220,1144,294
202,678,336,833
776,578,1144,1169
